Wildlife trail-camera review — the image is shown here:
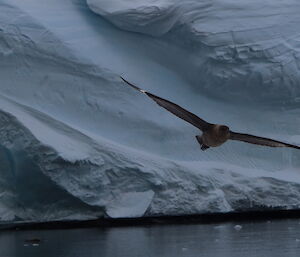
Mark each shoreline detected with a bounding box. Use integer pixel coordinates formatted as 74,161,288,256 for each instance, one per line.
2,208,300,231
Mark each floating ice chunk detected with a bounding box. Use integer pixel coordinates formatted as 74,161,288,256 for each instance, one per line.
234,225,242,231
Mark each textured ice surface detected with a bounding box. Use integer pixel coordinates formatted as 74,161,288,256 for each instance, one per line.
0,0,300,223
106,190,155,218
89,0,300,102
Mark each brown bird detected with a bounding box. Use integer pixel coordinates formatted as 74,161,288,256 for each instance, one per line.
121,77,300,151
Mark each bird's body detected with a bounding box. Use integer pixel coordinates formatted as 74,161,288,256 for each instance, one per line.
195,125,230,150
202,125,230,147
121,77,300,151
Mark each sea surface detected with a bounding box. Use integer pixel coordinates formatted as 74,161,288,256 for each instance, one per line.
1,219,300,257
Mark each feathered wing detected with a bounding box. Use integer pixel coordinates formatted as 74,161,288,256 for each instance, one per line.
229,131,300,149
121,77,212,131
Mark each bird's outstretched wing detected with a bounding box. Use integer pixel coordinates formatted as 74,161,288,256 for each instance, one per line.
121,77,212,131
229,131,300,149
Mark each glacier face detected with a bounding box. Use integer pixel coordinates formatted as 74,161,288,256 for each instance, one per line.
0,0,300,223
88,0,300,102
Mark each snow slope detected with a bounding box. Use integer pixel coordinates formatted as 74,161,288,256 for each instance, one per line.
0,0,300,223
88,0,300,102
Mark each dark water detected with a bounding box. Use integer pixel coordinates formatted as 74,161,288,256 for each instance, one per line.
1,219,300,257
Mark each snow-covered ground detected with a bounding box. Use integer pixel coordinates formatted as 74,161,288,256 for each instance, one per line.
1,0,300,223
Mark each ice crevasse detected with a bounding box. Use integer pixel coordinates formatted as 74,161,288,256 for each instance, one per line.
1,0,300,223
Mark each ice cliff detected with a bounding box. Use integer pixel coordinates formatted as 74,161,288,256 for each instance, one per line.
1,0,300,223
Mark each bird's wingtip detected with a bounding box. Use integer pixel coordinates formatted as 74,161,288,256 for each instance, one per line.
120,76,127,83
120,76,133,85
119,76,146,94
